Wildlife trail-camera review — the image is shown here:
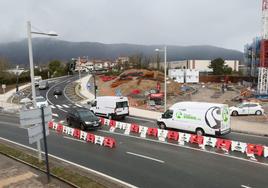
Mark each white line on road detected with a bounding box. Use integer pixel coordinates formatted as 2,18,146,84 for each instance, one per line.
0,137,137,188
59,108,68,113
50,105,56,109
56,105,63,108
62,104,70,108
241,185,252,188
75,104,82,107
52,113,59,117
98,130,268,167
63,136,86,143
126,152,165,163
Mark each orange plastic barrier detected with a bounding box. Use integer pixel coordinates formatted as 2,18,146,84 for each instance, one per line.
147,127,158,137
56,124,63,133
103,137,116,148
86,133,95,143
167,131,179,141
190,134,204,145
216,139,232,151
73,129,81,139
130,124,140,133
246,144,264,156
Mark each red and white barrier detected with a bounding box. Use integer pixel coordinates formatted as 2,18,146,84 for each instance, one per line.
99,118,268,159
48,121,116,149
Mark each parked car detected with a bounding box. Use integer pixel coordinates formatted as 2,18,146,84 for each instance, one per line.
53,87,62,95
39,80,49,90
66,108,101,130
36,96,48,108
229,102,264,116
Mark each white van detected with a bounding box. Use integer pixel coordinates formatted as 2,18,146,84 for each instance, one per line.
34,76,42,86
157,102,231,136
89,96,129,119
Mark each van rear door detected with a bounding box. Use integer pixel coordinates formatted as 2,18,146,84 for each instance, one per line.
115,101,129,115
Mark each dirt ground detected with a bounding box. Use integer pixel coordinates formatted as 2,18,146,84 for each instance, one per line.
96,69,268,123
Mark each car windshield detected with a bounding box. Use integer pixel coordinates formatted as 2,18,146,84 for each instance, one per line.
78,110,95,118
36,97,46,102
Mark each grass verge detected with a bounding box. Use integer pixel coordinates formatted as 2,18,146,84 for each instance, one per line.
0,143,105,188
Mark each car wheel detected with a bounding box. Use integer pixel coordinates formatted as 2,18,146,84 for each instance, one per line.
231,111,238,116
159,122,166,129
255,110,262,116
108,114,113,120
196,128,204,136
80,123,85,131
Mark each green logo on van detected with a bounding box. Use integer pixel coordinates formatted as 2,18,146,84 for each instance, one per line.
176,112,201,121
222,108,229,123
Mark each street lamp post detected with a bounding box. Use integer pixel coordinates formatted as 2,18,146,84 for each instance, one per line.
27,21,57,163
155,46,167,111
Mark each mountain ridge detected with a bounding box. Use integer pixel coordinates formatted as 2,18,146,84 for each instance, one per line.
0,38,244,66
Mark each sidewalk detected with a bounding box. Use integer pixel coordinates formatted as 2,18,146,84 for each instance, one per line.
0,154,72,188
77,74,268,136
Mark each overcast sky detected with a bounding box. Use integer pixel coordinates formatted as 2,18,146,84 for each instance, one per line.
0,0,263,51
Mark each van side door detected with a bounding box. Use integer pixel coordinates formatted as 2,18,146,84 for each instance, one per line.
172,109,191,131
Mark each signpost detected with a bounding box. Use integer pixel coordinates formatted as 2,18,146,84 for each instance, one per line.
20,105,52,182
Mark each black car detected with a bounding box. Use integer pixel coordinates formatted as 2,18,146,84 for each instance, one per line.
53,87,62,95
66,108,101,130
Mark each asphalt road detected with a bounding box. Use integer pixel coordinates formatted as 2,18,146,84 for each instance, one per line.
1,74,268,188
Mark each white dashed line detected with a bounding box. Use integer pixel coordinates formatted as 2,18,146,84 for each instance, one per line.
50,105,56,109
52,113,59,117
62,104,70,108
75,104,82,107
59,108,68,113
56,105,63,108
126,152,165,163
241,185,252,188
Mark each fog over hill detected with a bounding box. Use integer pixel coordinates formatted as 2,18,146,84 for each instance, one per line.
0,38,244,66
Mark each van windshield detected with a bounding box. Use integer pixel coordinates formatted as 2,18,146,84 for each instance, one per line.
116,101,128,108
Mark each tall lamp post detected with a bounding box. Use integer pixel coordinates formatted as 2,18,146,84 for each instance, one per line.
155,46,167,111
27,21,57,162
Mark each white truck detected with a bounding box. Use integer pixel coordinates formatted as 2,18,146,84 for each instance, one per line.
157,102,231,136
34,76,42,86
89,96,129,119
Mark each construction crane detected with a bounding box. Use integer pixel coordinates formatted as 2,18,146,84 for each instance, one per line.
257,0,268,94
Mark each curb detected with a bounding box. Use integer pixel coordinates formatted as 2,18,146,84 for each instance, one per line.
74,82,87,100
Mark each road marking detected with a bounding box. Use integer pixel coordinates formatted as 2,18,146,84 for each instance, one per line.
62,104,70,108
127,116,156,123
52,113,59,117
75,104,82,107
50,105,56,109
59,108,68,113
98,130,268,167
56,105,63,108
241,185,252,188
63,136,86,143
60,120,65,123
0,136,137,188
126,152,164,163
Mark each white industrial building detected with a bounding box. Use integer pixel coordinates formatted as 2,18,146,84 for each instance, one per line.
168,69,199,83
151,59,240,73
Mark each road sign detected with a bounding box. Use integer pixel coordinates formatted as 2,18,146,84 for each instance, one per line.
20,106,52,128
115,89,121,96
28,124,49,144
